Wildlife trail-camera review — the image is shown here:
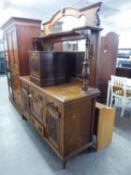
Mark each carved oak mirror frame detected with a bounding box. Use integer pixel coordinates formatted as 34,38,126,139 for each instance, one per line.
43,2,102,36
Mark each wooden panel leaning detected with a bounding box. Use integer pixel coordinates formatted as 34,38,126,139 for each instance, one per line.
95,102,116,151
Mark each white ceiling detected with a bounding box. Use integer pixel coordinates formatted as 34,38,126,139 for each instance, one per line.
0,0,131,35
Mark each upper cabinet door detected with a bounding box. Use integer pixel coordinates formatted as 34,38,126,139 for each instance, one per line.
6,31,14,67
6,28,19,70
11,29,19,69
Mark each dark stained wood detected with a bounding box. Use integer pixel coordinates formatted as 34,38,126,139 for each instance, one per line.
96,32,119,103
28,51,82,87
116,67,131,78
33,26,102,51
1,17,41,111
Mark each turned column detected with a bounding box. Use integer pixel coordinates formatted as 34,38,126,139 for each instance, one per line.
81,31,91,92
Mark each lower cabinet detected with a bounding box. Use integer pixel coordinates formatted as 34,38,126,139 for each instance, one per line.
20,77,98,168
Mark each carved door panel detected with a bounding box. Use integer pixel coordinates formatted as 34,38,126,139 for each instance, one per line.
21,83,30,119
46,100,61,150
6,31,14,67
30,87,44,123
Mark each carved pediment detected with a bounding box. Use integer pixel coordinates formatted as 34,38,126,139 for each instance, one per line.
43,2,102,35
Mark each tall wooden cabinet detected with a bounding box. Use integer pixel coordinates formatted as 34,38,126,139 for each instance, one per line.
1,17,41,111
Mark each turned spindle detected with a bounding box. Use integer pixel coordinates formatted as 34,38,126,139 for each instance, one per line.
81,32,91,92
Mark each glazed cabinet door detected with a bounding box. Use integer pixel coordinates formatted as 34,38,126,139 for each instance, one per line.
21,82,30,119
3,34,13,99
46,97,62,150
29,87,44,124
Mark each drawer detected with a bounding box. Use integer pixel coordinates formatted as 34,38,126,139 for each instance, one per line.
30,116,44,137
29,86,45,124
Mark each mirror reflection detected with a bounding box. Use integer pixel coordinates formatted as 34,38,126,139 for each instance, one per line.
49,15,86,33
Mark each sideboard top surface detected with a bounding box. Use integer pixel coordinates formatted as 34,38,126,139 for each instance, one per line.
20,76,100,103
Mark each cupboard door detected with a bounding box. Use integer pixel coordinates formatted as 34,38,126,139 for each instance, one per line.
30,87,44,123
21,83,30,119
11,29,19,69
46,100,61,150
6,28,19,70
6,31,14,67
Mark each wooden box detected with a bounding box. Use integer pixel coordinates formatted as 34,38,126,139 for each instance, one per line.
95,102,116,151
29,51,78,86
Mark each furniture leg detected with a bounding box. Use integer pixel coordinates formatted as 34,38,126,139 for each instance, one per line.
62,160,67,169
22,115,27,120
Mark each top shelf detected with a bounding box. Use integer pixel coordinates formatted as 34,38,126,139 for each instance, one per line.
35,25,103,42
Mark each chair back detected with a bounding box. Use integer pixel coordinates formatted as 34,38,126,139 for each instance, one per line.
111,75,127,97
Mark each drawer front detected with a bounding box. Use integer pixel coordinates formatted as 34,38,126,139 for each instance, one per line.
30,116,44,137
29,86,44,124
45,96,63,150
